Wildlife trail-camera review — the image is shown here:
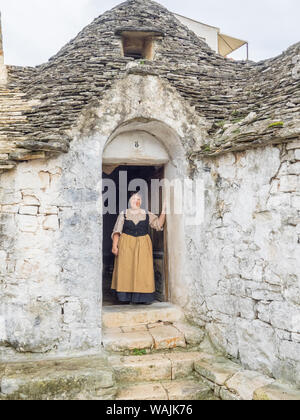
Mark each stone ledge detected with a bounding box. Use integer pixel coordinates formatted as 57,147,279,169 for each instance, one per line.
109,353,172,383
102,330,154,352
253,382,300,401
194,354,300,400
109,351,206,383
194,355,242,386
116,381,168,400
116,379,213,401
102,303,184,328
0,355,116,400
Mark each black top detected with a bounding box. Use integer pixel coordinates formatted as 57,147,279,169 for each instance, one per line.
122,210,150,237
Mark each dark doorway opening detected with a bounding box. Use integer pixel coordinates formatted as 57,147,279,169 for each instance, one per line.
102,165,167,306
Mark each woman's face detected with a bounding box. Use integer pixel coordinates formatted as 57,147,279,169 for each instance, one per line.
130,194,142,210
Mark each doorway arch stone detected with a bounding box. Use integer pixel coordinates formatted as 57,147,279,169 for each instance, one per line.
102,117,189,307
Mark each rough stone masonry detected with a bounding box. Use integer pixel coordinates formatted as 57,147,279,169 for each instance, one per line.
0,0,299,388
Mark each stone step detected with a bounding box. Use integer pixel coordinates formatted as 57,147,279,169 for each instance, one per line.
116,379,214,400
102,302,183,329
109,352,206,383
102,323,188,352
0,355,117,400
103,329,155,352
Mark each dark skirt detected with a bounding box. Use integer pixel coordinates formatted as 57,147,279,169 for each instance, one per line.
115,291,155,304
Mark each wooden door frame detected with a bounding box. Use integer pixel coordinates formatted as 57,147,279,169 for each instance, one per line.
162,164,169,302
147,163,169,303
102,163,169,304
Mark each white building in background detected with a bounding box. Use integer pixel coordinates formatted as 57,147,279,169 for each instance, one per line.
174,13,248,59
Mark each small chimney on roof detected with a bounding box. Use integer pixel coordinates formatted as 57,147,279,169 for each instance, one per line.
0,12,7,84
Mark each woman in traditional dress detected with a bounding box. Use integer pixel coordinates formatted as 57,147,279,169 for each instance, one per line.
111,191,166,305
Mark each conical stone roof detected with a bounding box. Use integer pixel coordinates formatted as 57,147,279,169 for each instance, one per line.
0,0,299,169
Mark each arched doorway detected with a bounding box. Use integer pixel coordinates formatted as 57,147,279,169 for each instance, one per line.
102,164,167,305
101,121,187,307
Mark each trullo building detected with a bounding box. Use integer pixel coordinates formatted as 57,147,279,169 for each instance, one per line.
0,0,299,400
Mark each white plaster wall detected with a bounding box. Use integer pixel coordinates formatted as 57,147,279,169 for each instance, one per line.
187,142,300,385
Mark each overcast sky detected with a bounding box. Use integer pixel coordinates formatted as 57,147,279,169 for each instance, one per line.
0,0,299,67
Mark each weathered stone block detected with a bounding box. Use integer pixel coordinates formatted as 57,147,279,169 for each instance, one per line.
278,340,300,363
292,195,300,209
225,370,274,400
102,330,154,352
162,379,213,400
17,214,38,233
110,354,171,383
122,325,148,333
269,301,300,333
295,149,300,160
173,321,205,345
206,321,239,359
279,175,299,192
253,381,300,400
147,321,164,329
63,300,82,324
4,299,63,353
291,333,300,343
116,382,168,400
219,387,242,400
206,294,239,317
19,205,38,216
250,288,282,301
236,319,277,376
286,141,300,150
2,204,19,213
0,250,6,273
0,355,116,400
21,194,40,206
0,315,7,344
256,301,271,323
268,194,291,208
102,303,183,328
194,356,242,386
39,205,58,215
288,162,300,175
238,298,256,320
42,215,59,231
166,352,203,380
16,170,49,190
149,325,186,350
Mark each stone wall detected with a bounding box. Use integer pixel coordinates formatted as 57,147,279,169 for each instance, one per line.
186,142,300,385
0,134,103,356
